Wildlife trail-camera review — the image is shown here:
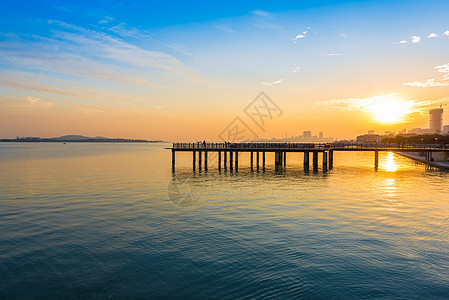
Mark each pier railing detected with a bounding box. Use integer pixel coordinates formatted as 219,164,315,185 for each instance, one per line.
172,142,449,151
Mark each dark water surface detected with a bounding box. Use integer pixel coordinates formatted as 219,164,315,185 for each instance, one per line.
1,143,449,299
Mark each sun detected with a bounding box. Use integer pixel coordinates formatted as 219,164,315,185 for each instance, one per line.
369,99,408,123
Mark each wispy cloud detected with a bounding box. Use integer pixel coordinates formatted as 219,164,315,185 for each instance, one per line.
251,10,272,19
316,94,396,111
327,53,344,56
251,9,281,30
392,40,407,45
403,63,449,87
99,16,113,24
26,96,53,108
261,78,284,86
106,22,152,39
427,33,439,38
444,31,449,36
0,72,150,104
214,24,235,33
411,36,422,43
292,66,301,73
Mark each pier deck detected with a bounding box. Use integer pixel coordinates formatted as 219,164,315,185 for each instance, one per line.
167,142,449,172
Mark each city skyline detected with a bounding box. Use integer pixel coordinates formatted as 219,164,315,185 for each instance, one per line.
1,0,449,141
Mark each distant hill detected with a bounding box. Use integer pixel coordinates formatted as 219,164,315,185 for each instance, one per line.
1,135,165,143
53,135,95,141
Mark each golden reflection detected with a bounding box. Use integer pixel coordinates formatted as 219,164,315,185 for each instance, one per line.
382,152,398,172
381,178,398,211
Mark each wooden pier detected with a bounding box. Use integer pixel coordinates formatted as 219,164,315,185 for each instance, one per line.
168,142,449,172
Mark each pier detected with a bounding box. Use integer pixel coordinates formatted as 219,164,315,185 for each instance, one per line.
168,142,449,172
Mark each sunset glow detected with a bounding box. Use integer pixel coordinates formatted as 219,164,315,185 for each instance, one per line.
370,99,409,123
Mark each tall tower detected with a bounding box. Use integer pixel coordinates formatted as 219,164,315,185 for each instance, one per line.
429,108,443,133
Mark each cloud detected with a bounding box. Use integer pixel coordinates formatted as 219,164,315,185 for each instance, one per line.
261,78,284,86
411,36,422,43
26,96,53,108
214,25,235,34
99,16,113,24
292,66,301,73
0,72,150,104
427,33,439,38
444,31,449,36
291,28,310,42
316,93,397,111
251,10,281,30
106,23,152,39
0,37,168,89
327,53,344,56
392,40,407,45
403,63,449,87
251,10,272,19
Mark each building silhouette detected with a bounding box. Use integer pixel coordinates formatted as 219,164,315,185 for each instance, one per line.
429,108,443,134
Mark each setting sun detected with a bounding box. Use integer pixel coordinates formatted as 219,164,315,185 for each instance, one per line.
370,99,408,123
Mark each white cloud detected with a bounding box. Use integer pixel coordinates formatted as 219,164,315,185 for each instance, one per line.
327,53,344,56
261,78,284,86
291,29,310,42
428,33,439,38
411,36,422,43
293,66,301,73
392,40,407,45
403,63,449,87
444,31,449,36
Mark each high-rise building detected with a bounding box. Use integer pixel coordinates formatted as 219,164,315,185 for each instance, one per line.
429,108,443,133
303,131,312,139
319,132,323,139
443,125,449,134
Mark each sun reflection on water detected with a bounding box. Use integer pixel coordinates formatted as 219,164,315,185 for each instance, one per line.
382,152,398,172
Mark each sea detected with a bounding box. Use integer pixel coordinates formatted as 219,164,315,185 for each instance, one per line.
1,142,449,299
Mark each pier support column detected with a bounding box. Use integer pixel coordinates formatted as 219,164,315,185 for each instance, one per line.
256,152,260,171
172,150,175,171
329,150,333,169
304,152,309,171
224,151,227,169
193,150,196,171
204,151,208,171
235,151,238,172
283,152,286,167
374,150,379,169
218,151,221,170
250,152,254,171
198,151,202,172
230,151,233,171
275,151,280,171
262,152,266,171
313,151,318,170
323,151,328,171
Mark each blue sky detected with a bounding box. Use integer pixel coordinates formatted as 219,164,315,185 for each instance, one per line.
1,0,449,140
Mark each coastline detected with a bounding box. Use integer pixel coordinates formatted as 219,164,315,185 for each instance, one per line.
396,151,449,170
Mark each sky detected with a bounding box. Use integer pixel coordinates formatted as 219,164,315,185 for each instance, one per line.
1,0,449,141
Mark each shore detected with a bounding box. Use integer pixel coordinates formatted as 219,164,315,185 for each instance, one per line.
397,152,449,170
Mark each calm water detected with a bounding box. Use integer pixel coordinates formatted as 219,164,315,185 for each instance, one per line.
1,142,449,299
